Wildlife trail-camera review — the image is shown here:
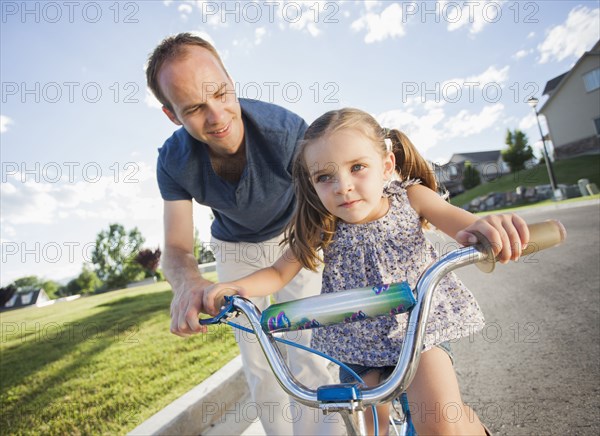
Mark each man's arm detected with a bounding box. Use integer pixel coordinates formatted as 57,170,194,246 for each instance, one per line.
162,199,214,335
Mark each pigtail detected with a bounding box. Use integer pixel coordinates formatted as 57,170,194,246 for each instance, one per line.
385,129,437,193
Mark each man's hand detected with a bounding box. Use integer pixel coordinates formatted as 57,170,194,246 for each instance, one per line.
170,278,214,336
203,283,246,316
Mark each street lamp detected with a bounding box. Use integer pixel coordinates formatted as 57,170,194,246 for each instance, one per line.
527,96,561,200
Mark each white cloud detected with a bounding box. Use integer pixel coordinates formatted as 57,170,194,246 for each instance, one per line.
178,3,192,15
443,0,504,35
518,112,537,131
351,3,406,43
284,1,325,37
255,27,267,45
512,49,530,60
164,1,227,28
1,115,14,133
0,162,161,225
442,104,505,139
376,106,446,154
1,181,58,225
538,6,600,64
441,65,510,100
178,3,193,20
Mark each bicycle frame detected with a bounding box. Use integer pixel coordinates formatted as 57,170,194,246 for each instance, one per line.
200,220,565,435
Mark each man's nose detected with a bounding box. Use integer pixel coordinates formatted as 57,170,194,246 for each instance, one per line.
205,101,226,125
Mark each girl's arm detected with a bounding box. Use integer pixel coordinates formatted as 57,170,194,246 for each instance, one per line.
202,248,303,315
406,184,529,263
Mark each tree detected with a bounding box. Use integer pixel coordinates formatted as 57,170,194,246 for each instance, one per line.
502,129,535,173
41,280,61,299
135,247,162,278
91,223,145,290
63,265,102,295
12,276,40,288
462,161,481,190
9,276,61,299
193,227,215,264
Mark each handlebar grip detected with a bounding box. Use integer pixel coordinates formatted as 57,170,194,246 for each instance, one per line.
476,219,566,273
522,219,567,256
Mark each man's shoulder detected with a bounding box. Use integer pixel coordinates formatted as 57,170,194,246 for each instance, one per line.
158,127,195,158
240,98,306,133
158,127,197,169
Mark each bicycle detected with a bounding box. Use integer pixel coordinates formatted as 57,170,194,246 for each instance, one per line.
200,220,566,435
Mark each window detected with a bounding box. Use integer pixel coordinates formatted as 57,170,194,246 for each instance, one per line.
583,68,600,92
21,292,33,305
594,117,600,135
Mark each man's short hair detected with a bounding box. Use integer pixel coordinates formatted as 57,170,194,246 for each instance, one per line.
146,32,229,111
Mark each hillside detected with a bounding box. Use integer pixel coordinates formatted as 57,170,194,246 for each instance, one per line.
449,154,600,207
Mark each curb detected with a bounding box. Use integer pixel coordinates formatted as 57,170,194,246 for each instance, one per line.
128,355,251,436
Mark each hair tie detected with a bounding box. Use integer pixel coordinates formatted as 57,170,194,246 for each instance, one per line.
382,128,393,152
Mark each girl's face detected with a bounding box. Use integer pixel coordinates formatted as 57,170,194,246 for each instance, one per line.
304,129,396,224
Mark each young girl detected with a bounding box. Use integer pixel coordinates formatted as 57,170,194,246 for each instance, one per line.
204,108,528,435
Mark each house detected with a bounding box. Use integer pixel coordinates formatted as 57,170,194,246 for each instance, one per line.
434,150,510,195
0,287,51,311
539,40,600,159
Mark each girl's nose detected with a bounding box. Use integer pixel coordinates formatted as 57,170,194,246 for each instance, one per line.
334,175,353,195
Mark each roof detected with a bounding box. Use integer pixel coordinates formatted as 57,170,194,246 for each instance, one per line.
542,72,569,96
540,39,600,113
1,288,49,310
448,150,502,164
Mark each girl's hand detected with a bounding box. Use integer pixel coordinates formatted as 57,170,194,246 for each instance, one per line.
455,214,530,263
203,283,246,316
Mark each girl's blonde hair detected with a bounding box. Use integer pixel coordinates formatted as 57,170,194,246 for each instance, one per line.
285,108,438,271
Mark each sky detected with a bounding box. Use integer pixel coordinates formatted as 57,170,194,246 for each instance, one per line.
1,0,599,286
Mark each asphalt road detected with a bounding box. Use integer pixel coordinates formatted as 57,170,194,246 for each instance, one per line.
446,201,600,435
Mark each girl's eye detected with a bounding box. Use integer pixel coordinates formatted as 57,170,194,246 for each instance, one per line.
316,174,332,183
351,164,365,172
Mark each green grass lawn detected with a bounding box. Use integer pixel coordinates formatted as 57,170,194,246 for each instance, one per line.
449,154,600,207
0,275,239,435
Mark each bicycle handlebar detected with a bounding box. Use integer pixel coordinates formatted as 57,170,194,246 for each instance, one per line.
475,219,566,272
200,220,566,409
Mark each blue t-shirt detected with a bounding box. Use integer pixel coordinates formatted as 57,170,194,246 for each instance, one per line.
156,98,308,243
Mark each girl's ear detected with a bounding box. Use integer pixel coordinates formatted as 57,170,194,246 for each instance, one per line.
383,151,396,179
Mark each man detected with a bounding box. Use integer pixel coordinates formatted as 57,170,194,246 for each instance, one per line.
146,33,343,435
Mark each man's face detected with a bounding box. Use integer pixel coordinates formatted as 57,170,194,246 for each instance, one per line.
158,46,244,157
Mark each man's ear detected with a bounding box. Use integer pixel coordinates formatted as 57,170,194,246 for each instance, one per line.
162,106,182,126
